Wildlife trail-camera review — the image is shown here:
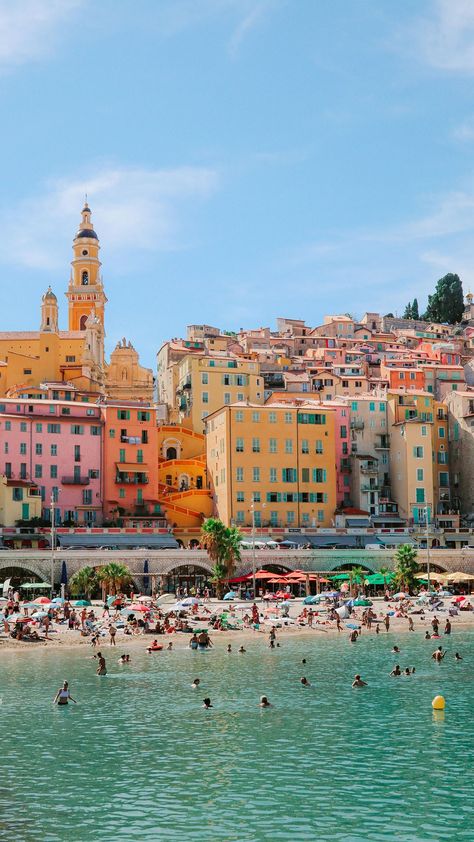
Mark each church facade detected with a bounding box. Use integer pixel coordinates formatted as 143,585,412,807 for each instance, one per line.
0,203,153,403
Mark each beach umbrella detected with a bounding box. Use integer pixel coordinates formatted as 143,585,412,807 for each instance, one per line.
52,597,65,605
446,572,474,583
354,598,373,607
33,597,51,605
223,591,236,600
178,597,199,607
393,592,409,600
128,603,149,612
31,611,48,619
254,570,275,580
60,561,68,586
72,599,91,607
137,596,153,603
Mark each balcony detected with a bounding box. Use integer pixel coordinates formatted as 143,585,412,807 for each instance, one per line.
62,476,90,485
360,463,378,474
375,435,390,449
361,484,379,493
115,474,149,485
350,419,364,430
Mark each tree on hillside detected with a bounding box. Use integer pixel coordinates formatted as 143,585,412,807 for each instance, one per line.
411,298,419,319
423,273,464,323
403,302,413,319
393,545,419,593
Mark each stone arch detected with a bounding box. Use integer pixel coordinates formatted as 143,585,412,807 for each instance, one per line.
160,559,213,577
178,473,190,491
416,560,447,573
162,438,181,460
0,560,49,584
327,560,376,574
80,314,88,331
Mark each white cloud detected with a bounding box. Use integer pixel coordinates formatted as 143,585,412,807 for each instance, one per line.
452,118,474,141
0,0,83,70
0,165,219,271
228,1,274,57
415,0,474,73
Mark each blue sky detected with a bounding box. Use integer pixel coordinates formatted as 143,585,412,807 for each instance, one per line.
1,0,474,368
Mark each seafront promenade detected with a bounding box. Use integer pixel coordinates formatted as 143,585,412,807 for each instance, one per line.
2,546,474,592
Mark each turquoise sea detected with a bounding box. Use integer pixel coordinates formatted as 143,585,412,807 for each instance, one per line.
1,631,473,842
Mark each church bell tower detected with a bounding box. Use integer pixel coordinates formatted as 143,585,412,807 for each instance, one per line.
66,202,107,332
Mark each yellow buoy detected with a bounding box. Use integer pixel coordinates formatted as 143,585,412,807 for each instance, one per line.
432,695,445,710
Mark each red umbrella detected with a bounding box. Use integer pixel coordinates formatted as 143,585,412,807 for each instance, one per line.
254,570,275,580
128,604,149,612
32,597,51,605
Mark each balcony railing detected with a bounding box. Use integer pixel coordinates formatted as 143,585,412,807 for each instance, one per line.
350,419,364,430
360,464,378,474
62,476,90,485
361,484,380,493
115,475,149,485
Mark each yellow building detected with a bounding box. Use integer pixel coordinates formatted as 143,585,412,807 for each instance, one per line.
0,476,42,526
387,391,451,525
0,202,152,403
206,403,337,529
177,355,264,434
157,424,213,539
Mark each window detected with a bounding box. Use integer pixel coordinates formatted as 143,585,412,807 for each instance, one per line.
270,467,277,483
269,438,277,453
253,491,261,502
340,425,347,438
237,393,244,402
82,489,92,505
34,464,42,478
49,405,55,413
35,443,42,455
74,445,81,462
270,511,279,526
141,430,148,444
302,513,310,524
235,438,244,453
416,487,425,503
285,439,293,454
5,421,11,431
119,488,125,499
287,511,295,524
3,442,7,454
252,411,260,422
224,393,231,405
109,428,116,438
50,465,58,478
20,443,27,455
119,448,126,463
301,439,309,454
269,412,277,423
71,425,84,435
254,511,261,527
66,355,76,363
379,403,385,412
284,412,292,424
351,401,358,411
317,510,325,522
282,468,297,482
312,468,327,482
61,407,71,415
252,438,260,453
13,487,23,501
421,426,427,437
253,467,260,482
137,449,144,464
202,392,209,404
23,369,32,375
369,402,375,412
89,469,100,479
298,413,326,425
236,467,244,482
235,411,243,422
51,444,57,456
413,446,424,458
236,511,245,524
342,380,349,388
20,422,27,432
117,410,130,420
90,426,101,436
315,440,323,454
438,427,445,438
236,491,245,502
301,468,309,483
201,373,208,384
4,463,11,478
417,468,424,481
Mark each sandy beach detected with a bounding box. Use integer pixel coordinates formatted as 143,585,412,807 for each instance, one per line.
1,597,473,651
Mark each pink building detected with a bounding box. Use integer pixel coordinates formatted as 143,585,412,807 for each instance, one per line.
0,398,103,525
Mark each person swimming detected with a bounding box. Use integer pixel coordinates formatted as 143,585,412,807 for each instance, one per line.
53,681,77,705
94,652,107,675
147,639,162,653
227,644,232,653
432,646,446,662
192,678,200,688
455,652,463,661
202,697,213,709
190,633,199,650
392,646,400,653
425,631,431,640
404,667,411,676
167,642,173,651
352,674,367,687
302,658,307,665
259,695,272,707
390,665,401,676
300,677,311,687
238,646,246,653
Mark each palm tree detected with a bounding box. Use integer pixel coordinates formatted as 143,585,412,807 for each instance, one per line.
349,565,366,597
379,566,391,590
200,518,242,598
97,562,132,598
393,545,419,594
69,566,98,599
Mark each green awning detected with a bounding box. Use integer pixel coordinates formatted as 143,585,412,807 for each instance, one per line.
330,573,350,581
364,573,395,585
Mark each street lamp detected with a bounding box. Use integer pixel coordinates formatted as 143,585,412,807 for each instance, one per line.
250,501,265,600
50,490,61,595
425,505,431,593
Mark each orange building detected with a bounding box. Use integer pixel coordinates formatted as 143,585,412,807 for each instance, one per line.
102,401,160,525
157,424,213,539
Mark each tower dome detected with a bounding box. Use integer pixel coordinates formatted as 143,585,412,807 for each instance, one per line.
43,285,57,301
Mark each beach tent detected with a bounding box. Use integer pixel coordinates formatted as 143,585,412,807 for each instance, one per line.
446,572,474,583
364,573,394,586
